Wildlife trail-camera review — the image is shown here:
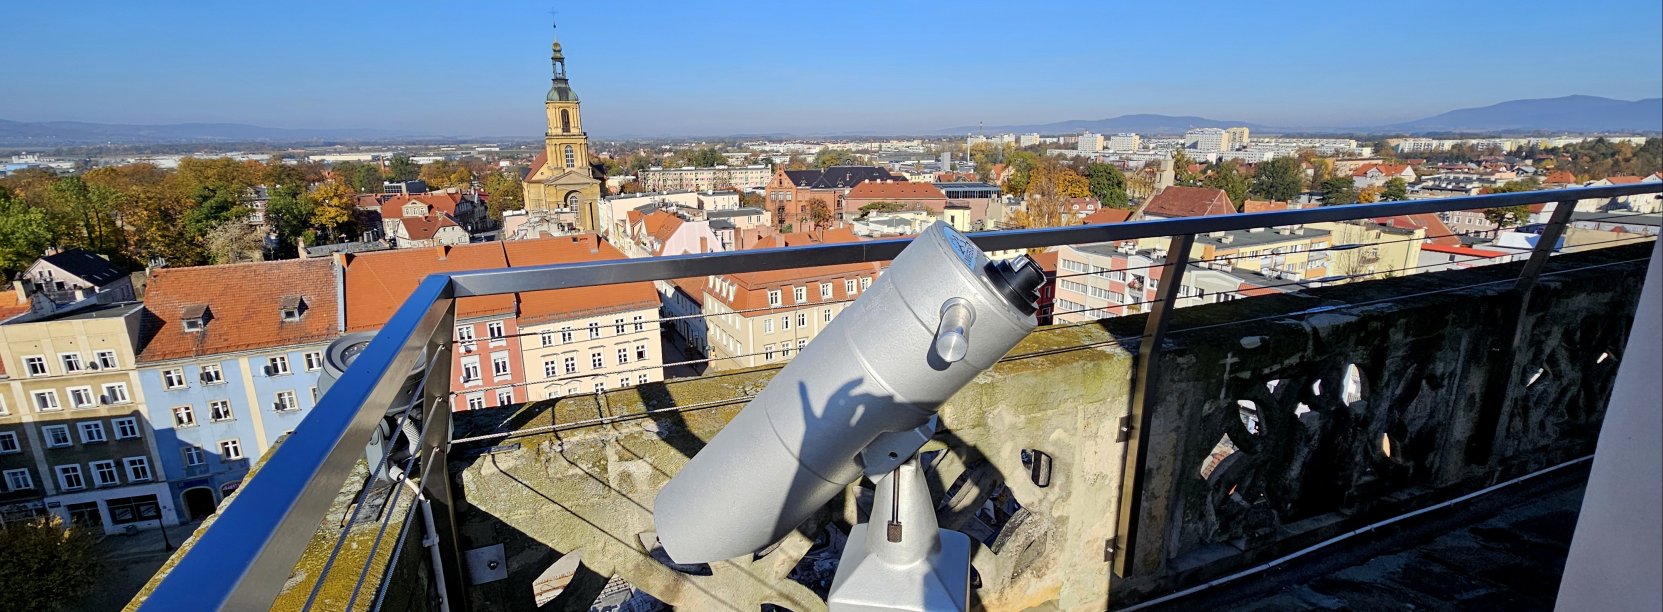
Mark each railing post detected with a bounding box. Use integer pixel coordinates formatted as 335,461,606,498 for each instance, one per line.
1468,199,1578,464
417,301,469,612
1112,232,1194,578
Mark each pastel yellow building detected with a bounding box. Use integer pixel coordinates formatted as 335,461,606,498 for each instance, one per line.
522,31,604,231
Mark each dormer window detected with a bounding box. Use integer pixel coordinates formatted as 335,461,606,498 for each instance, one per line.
279,296,306,322
181,304,209,332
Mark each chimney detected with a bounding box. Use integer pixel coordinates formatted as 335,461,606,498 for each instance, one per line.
13,274,29,304
296,236,309,259
332,252,352,268
699,237,709,253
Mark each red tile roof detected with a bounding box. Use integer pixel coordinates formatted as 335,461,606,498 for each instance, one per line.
526,150,549,180
709,229,883,315
503,235,660,326
138,258,340,362
1082,208,1132,224
400,214,461,240
1373,213,1462,247
342,243,514,331
1605,175,1644,184
845,180,946,201
1242,199,1292,213
640,211,684,246
1352,163,1412,178
1422,243,1508,258
1142,186,1236,219
1543,171,1578,185
380,192,465,220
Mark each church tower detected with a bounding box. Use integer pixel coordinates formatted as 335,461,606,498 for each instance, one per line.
522,28,603,231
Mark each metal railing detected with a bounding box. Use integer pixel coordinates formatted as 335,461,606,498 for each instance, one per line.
139,183,1662,610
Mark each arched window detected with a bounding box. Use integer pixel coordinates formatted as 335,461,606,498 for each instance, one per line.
564,145,575,168
565,191,580,210
560,109,571,133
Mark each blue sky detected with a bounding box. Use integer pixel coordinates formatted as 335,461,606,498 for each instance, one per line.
2,1,1659,137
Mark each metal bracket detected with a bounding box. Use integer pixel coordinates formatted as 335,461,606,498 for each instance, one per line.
1103,538,1119,561
1116,415,1133,442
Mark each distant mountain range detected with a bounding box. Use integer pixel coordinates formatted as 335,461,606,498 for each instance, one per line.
0,119,435,147
940,96,1662,136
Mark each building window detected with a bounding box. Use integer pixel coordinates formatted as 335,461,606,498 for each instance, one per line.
457,326,476,351
564,355,577,374
173,405,196,427
635,344,648,361
590,352,603,369
824,308,833,323
793,287,806,303
541,331,555,347
633,315,645,332
101,383,131,404
0,432,18,454
182,446,205,467
638,373,649,385
588,323,601,339
275,391,299,412
845,279,857,294
613,318,626,335
95,350,118,369
491,354,511,379
564,145,576,168
495,388,514,405
461,360,481,384
201,364,224,384
42,425,72,448
861,277,872,290
487,321,506,343
592,381,605,393
163,368,188,389
820,282,833,298
4,469,33,491
560,109,571,133
106,495,161,525
0,395,6,415
113,417,139,440
768,290,781,307
618,376,630,388
781,315,791,330
67,387,94,409
210,400,234,421
78,421,107,444
466,394,486,410
124,457,152,482
764,344,775,361
23,356,47,377
798,339,808,350
796,312,807,328
55,465,85,490
303,351,323,371
91,460,119,487
764,318,774,334
33,390,62,412
60,353,84,373
266,355,291,376
617,347,629,365
560,327,573,343
220,439,243,460
543,360,559,378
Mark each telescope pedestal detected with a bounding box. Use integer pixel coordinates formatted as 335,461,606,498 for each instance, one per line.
827,457,970,612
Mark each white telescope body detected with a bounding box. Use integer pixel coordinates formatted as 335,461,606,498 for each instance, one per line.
653,222,1043,564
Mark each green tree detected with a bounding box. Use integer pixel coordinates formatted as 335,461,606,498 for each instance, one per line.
675,146,726,168
482,172,524,221
264,184,314,257
44,177,125,259
858,201,906,217
0,187,52,278
1481,177,1542,228
1381,177,1409,201
1084,163,1130,209
813,149,860,168
1000,150,1042,196
1172,150,1201,186
1249,156,1304,202
386,154,420,182
1202,161,1250,209
0,517,99,612
332,161,384,193
1319,176,1358,205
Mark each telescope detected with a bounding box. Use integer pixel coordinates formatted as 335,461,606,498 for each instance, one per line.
652,222,1044,611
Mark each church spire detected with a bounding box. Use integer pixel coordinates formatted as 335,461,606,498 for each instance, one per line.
546,25,578,102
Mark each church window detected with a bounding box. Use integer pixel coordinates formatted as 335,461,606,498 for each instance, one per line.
564,145,575,168
560,109,571,133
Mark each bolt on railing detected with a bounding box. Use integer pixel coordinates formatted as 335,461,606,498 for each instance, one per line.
137,183,1662,610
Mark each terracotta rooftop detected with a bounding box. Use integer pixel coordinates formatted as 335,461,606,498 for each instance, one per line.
1422,243,1508,258
846,180,946,201
1353,163,1412,178
399,214,462,240
709,229,883,315
640,211,684,247
138,258,340,363
1242,199,1293,214
342,242,514,331
1142,186,1237,219
1544,171,1579,184
1604,175,1644,184
1373,213,1462,247
380,192,466,220
1082,208,1132,224
503,234,659,326
525,151,550,180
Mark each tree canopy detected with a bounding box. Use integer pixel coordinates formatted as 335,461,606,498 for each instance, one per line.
0,517,99,612
1084,163,1130,209
1319,176,1358,205
1249,156,1304,202
813,149,860,168
1202,161,1250,209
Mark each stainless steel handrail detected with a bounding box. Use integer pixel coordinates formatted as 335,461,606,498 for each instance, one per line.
138,183,1662,610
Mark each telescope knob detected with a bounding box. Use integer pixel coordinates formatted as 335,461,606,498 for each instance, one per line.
934,298,975,364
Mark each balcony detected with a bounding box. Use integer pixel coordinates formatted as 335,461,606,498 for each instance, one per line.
133,184,1662,610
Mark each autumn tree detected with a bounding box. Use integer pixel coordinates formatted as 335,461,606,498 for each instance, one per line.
1319,176,1358,205
813,149,859,168
205,222,266,264
1357,185,1383,203
43,176,126,260
1249,156,1304,202
807,197,834,229
481,172,524,221
331,160,385,193
0,187,52,278
82,162,188,265
419,160,474,190
1172,150,1201,186
1381,177,1409,201
1481,178,1542,228
0,517,98,612
386,154,420,182
739,191,765,207
1084,163,1130,209
1202,161,1250,209
308,179,359,239
1008,158,1090,230
1000,150,1042,196
618,180,646,194
675,146,726,168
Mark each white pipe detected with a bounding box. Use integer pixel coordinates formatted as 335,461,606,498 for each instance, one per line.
1116,455,1593,612
419,497,452,612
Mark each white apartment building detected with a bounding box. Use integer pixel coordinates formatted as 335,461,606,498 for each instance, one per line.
1107,133,1141,152
1225,127,1250,148
1077,132,1104,153
640,165,771,191
1186,128,1229,153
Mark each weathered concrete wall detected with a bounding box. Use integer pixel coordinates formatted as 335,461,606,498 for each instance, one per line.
449,322,1136,611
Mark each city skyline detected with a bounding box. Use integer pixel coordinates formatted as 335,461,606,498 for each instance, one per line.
1,0,1660,137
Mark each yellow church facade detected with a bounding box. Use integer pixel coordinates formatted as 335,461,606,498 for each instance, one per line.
522,33,603,231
